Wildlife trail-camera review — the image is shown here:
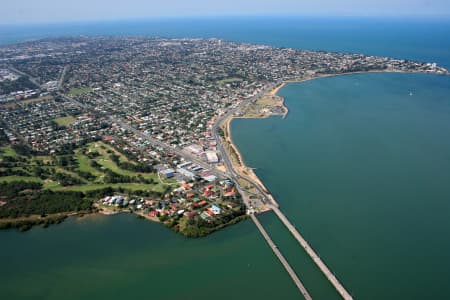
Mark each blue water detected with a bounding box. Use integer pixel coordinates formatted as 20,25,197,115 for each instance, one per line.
1,17,450,68
1,17,450,299
232,73,450,299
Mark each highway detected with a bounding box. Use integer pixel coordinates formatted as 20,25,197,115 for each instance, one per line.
9,65,41,87
251,213,312,300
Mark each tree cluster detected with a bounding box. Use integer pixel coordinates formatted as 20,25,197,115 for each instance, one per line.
0,181,91,218
0,76,38,95
110,154,154,173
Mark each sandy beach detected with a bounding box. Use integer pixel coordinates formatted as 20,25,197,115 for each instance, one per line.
222,114,270,196
269,82,286,96
220,69,431,209
218,81,295,206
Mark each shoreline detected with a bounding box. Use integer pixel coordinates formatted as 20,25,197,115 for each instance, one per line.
223,115,271,196
281,68,450,86
221,69,449,208
94,204,250,237
2,70,447,233
0,210,94,231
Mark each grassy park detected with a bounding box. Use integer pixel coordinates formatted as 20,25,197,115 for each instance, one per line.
0,142,172,193
54,116,76,127
218,77,243,85
68,87,93,95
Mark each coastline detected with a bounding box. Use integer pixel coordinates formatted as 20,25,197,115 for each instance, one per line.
94,204,160,222
0,210,94,231
94,203,249,238
2,70,447,233
220,69,450,208
269,82,286,96
222,115,271,197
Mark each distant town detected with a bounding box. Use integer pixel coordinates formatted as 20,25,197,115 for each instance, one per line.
0,36,447,234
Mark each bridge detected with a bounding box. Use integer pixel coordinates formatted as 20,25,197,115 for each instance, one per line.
212,84,354,300
271,206,353,300
251,213,312,300
61,82,353,299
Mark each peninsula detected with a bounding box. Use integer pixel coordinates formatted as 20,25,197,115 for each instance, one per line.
0,37,448,235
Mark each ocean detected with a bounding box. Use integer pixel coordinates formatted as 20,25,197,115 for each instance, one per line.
232,72,450,299
1,16,450,68
1,17,450,300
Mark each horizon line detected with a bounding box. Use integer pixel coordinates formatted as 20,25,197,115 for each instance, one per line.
1,14,450,27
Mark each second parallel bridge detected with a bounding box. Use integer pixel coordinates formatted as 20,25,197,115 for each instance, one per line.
271,206,354,300
251,213,312,300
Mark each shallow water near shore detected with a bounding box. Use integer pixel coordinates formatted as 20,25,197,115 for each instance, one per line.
231,72,450,299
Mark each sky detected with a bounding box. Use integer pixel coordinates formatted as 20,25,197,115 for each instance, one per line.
1,0,450,25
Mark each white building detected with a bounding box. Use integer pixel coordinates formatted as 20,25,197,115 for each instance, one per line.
177,167,195,179
205,151,219,163
185,144,203,155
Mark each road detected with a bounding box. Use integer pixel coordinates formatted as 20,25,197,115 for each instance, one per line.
61,93,227,178
211,83,353,299
8,66,41,87
251,213,312,300
57,66,69,90
116,120,228,179
61,82,353,300
211,82,282,207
